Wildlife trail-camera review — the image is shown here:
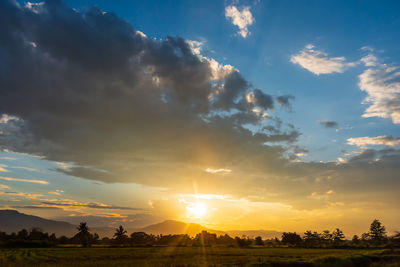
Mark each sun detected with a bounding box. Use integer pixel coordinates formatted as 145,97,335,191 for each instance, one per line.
186,202,208,219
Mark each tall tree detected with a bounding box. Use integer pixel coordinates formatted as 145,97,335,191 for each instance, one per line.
332,228,345,245
281,232,302,246
76,222,91,247
369,219,387,244
303,231,320,247
114,225,128,245
320,230,332,245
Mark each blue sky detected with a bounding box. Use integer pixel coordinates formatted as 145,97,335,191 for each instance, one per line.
1,0,400,234
63,0,400,161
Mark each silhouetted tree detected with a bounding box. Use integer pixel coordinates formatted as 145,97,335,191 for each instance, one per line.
303,231,320,247
75,222,91,247
157,234,192,246
320,230,332,246
193,231,218,247
114,225,128,245
369,219,387,244
92,233,99,244
130,232,155,246
332,228,345,246
234,236,251,247
352,235,360,245
281,232,302,246
29,228,44,240
217,234,235,246
391,232,400,247
17,229,29,240
254,236,264,246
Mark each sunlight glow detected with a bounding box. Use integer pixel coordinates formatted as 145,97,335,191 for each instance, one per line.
186,202,208,219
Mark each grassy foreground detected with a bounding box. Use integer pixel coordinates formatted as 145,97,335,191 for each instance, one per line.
0,247,399,267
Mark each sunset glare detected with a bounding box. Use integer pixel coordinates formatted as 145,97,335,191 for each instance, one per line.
186,202,208,220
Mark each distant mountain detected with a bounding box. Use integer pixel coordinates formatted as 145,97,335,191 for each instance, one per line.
138,220,225,237
0,210,77,236
226,230,282,240
0,210,282,239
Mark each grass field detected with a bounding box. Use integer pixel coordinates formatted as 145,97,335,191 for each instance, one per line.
0,247,399,266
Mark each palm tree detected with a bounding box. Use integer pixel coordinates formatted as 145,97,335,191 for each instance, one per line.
114,225,128,245
76,222,91,247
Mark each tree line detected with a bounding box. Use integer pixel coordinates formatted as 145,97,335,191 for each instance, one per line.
1,219,399,248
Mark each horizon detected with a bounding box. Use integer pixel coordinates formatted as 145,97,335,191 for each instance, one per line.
0,209,390,240
1,0,400,239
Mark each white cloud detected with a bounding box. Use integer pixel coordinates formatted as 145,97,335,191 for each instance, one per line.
186,40,203,55
225,5,254,38
0,114,20,124
0,176,49,185
205,168,232,175
347,136,400,147
206,58,235,81
290,44,357,75
358,58,400,124
11,166,41,172
185,40,235,81
0,164,7,172
0,191,43,199
48,189,64,195
361,53,378,67
135,30,146,38
0,184,10,189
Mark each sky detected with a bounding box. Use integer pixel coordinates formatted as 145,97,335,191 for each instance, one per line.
0,0,400,236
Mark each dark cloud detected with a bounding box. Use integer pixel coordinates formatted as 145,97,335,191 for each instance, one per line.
40,201,141,211
347,149,376,163
56,213,162,229
0,0,294,188
276,95,295,108
318,120,339,128
10,205,62,210
0,0,399,212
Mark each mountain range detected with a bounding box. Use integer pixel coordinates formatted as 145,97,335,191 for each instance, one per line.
0,210,282,239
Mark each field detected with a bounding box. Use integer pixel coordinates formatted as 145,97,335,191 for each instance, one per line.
0,247,399,267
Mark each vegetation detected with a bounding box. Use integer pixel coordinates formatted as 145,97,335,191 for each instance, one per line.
0,219,399,249
0,219,400,266
0,247,399,266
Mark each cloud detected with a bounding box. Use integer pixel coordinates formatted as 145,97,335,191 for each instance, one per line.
0,176,48,185
56,212,162,228
186,40,203,55
0,0,294,191
361,53,378,67
276,95,295,108
0,191,43,199
48,189,64,195
347,136,400,147
318,120,339,129
0,114,20,124
358,55,400,124
225,5,254,38
240,89,274,110
0,164,7,172
0,184,10,189
0,0,399,214
11,166,41,172
290,44,357,75
0,157,16,160
40,200,142,211
9,205,61,210
205,168,232,175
